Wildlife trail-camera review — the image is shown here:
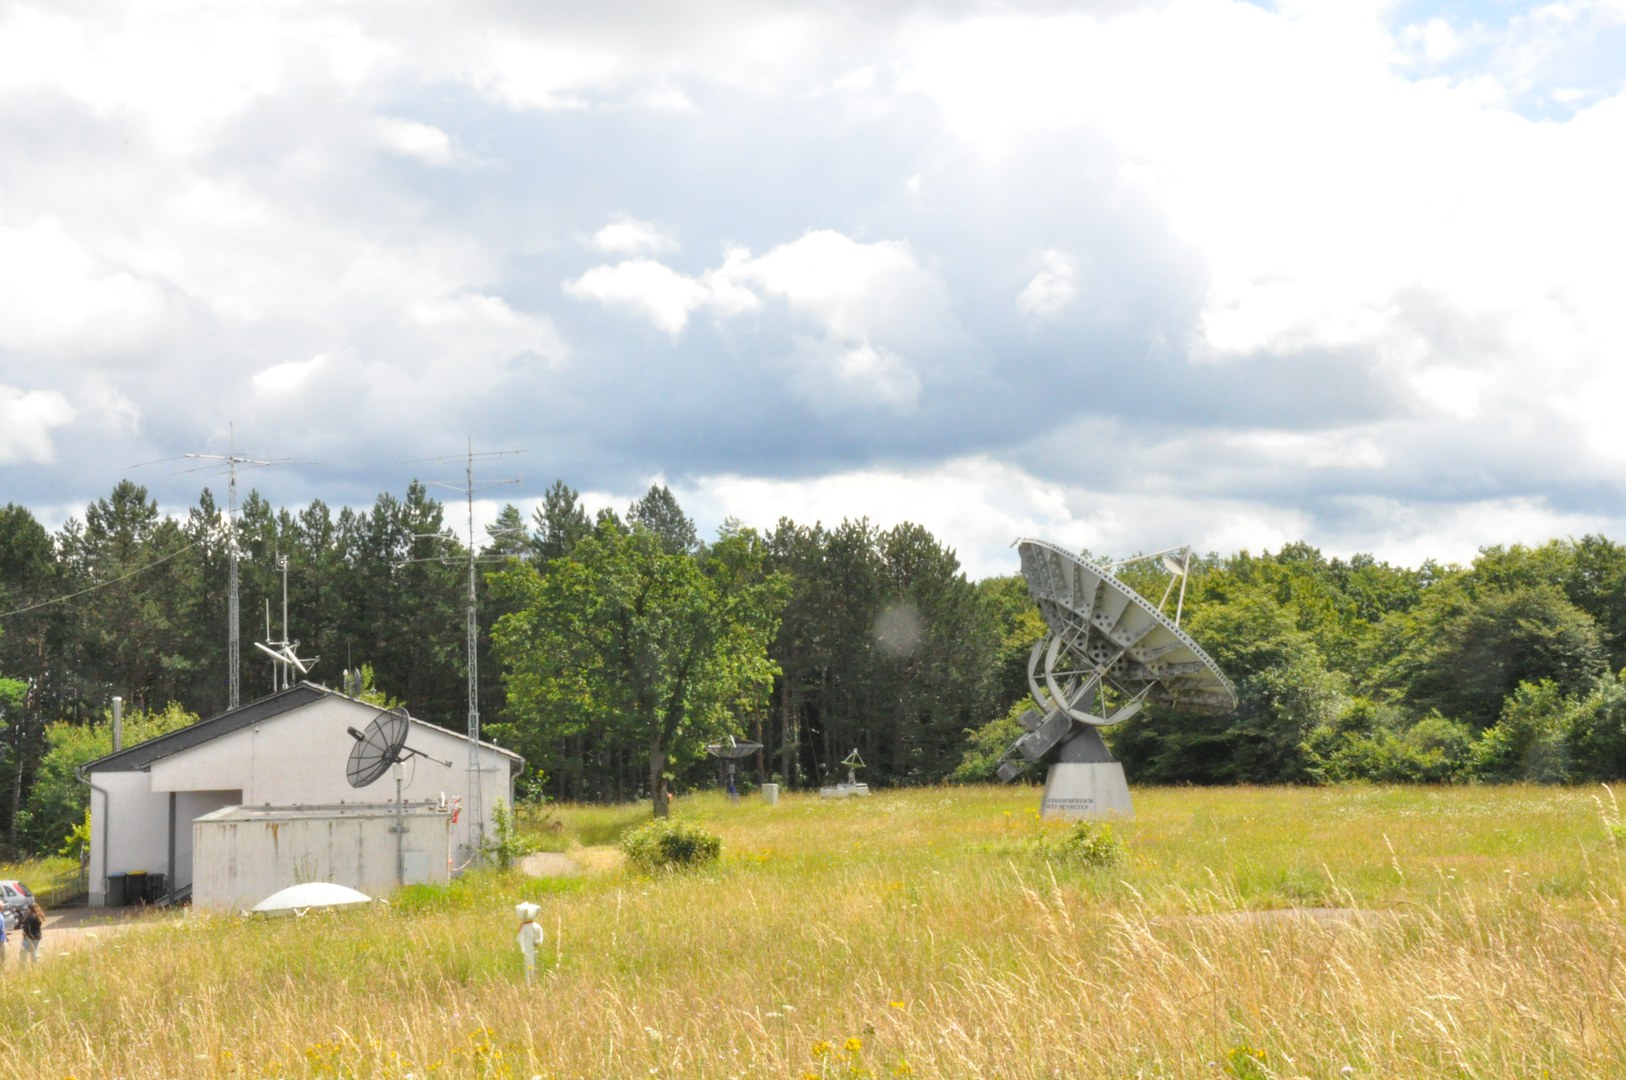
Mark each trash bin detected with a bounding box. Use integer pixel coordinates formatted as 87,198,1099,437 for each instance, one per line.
145,872,166,904
106,872,128,907
125,870,147,904
761,782,780,806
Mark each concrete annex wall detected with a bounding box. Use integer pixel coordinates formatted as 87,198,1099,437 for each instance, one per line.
192,807,451,910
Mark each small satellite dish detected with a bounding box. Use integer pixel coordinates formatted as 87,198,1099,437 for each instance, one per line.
346,709,411,788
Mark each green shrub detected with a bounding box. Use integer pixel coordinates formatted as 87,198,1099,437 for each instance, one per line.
620,817,722,873
480,800,537,870
1313,712,1475,783
1034,820,1125,870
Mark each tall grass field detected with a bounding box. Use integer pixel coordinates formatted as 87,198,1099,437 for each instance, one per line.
5,784,1625,1078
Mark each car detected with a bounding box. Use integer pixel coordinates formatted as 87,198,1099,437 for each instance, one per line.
0,881,33,930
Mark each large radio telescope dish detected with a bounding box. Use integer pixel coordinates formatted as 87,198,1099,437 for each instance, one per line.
996,539,1237,786
346,708,410,788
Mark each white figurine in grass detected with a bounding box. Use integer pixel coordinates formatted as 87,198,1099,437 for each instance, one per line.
516,902,544,983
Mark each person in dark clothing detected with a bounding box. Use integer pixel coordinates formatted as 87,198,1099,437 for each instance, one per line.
19,904,41,964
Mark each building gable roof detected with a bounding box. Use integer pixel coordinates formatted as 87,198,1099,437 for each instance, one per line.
79,683,524,775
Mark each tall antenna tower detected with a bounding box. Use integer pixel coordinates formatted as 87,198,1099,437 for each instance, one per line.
184,429,297,710
419,441,522,859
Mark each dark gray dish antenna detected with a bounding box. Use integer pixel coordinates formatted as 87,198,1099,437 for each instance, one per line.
345,709,455,788
346,709,411,788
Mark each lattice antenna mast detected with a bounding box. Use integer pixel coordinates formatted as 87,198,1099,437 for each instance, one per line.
421,441,522,859
184,428,296,710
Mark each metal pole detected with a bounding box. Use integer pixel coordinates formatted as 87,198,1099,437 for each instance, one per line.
465,442,485,857
228,451,240,710
112,695,123,752
394,762,405,886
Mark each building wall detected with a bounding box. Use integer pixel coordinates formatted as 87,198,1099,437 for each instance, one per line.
171,789,242,891
144,695,517,858
191,808,452,910
86,771,189,907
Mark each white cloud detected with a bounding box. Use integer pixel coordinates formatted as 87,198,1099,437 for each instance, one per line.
373,118,457,165
566,228,953,345
566,230,955,407
0,383,75,464
1321,495,1616,569
590,216,677,256
683,456,1074,579
835,341,919,408
1198,510,1313,559
0,5,290,149
6,0,1626,572
474,38,619,110
564,258,756,335
1016,250,1077,317
1221,429,1388,470
787,338,921,412
409,292,568,371
254,355,327,395
728,230,950,346
1400,17,1465,64
0,219,171,354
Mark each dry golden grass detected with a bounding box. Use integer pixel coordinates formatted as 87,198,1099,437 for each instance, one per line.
4,784,1624,1078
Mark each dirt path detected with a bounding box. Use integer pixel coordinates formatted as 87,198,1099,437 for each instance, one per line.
518,846,621,877
518,852,580,877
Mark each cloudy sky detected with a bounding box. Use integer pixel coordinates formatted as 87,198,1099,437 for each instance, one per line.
3,0,1625,579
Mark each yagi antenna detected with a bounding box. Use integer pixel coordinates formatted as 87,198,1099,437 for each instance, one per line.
178,424,311,710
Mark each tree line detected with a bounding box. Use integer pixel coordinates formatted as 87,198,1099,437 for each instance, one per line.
5,480,1626,855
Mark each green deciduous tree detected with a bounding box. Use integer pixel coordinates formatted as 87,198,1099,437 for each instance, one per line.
1401,582,1606,729
16,701,198,855
1114,589,1346,783
492,520,786,816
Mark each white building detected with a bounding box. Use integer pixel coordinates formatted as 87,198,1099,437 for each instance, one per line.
79,682,525,908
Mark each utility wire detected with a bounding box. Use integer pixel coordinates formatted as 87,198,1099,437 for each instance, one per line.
0,539,203,621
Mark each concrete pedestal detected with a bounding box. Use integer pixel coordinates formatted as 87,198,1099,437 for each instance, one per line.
1040,761,1134,820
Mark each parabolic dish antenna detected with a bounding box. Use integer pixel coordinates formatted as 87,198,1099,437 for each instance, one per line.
704,736,763,760
997,539,1237,818
1020,539,1235,722
346,708,411,788
341,707,453,886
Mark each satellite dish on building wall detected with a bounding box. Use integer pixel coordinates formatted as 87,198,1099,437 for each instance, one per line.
344,706,455,887
346,709,412,788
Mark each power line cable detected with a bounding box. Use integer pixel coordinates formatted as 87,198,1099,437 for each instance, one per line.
0,539,203,621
